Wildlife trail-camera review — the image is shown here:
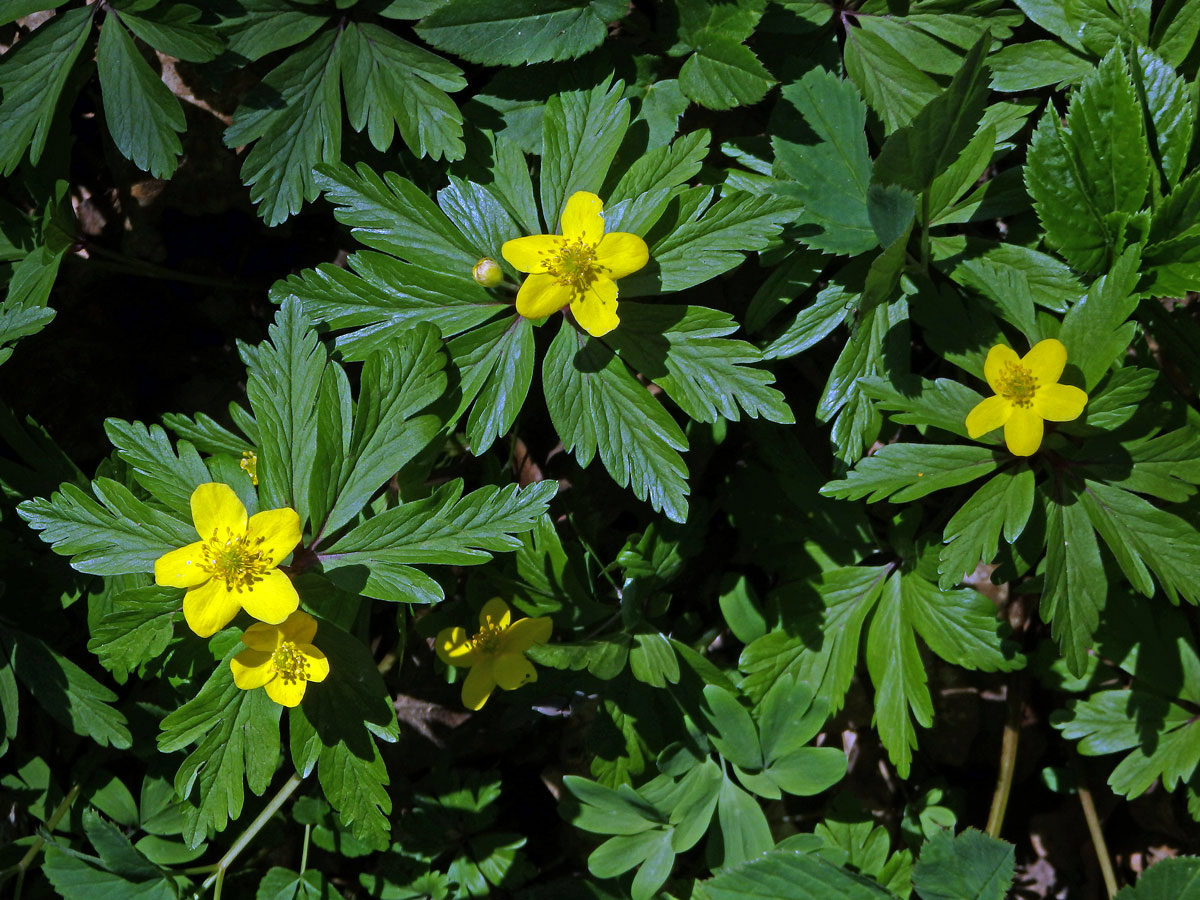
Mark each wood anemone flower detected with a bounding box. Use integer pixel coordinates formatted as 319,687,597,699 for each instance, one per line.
154,482,302,637
501,190,649,338
230,610,329,707
435,598,552,710
966,339,1088,456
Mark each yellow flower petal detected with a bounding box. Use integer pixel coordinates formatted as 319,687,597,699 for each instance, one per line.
299,644,330,683
571,277,620,337
239,569,299,624
1022,338,1068,384
1034,382,1088,422
191,482,247,540
1004,406,1044,456
183,578,244,638
479,597,512,630
154,540,211,588
983,344,1020,395
279,610,318,645
461,657,497,710
595,231,649,280
230,649,275,689
436,625,478,667
502,616,552,654
560,191,604,242
965,394,1013,439
265,676,307,707
242,620,283,651
501,234,561,274
516,272,574,319
494,652,538,691
246,507,302,567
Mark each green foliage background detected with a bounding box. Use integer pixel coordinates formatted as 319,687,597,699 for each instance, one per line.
3,0,1200,897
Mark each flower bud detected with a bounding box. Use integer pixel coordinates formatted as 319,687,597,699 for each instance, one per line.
472,257,502,287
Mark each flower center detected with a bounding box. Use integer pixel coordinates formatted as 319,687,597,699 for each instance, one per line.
272,641,310,684
202,528,270,591
472,623,505,654
547,239,599,292
997,362,1038,408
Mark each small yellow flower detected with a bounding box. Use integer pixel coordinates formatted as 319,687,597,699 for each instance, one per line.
240,450,258,485
435,598,551,710
472,257,503,287
230,610,329,707
501,191,649,338
966,339,1088,456
154,482,302,638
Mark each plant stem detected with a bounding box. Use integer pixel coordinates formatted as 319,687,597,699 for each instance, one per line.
1076,764,1118,898
3,782,82,899
300,824,311,875
197,773,303,897
985,677,1023,838
82,243,260,292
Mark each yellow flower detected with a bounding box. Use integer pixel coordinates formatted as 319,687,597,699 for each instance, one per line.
501,191,649,338
966,339,1088,456
240,450,258,485
435,598,551,710
154,482,302,638
230,610,329,707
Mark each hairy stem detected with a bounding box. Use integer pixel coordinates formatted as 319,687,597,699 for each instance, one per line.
198,773,304,896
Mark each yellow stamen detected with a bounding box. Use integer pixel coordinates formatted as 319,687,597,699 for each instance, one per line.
997,362,1038,408
272,641,309,684
472,623,505,654
240,451,258,485
546,238,599,292
202,528,270,592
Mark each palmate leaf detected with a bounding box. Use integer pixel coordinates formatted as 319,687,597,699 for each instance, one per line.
912,829,1014,900
220,0,329,62
448,316,535,455
772,68,876,256
1025,49,1151,274
605,305,792,425
103,419,212,518
340,22,466,162
225,29,343,226
821,443,1001,504
87,585,179,677
0,6,93,175
940,468,1036,589
1042,489,1106,677
415,0,627,66
96,12,186,179
1135,47,1194,187
543,320,689,522
318,479,556,603
158,649,282,848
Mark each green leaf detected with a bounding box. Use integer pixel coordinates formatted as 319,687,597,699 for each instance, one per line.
272,252,501,361
944,240,1082,315
939,468,1036,588
562,774,664,836
860,375,988,441
438,176,524,265
911,828,1014,900
87,585,179,676
625,190,800,296
903,573,1024,673
96,12,186,178
989,40,1093,92
843,19,942,133
1080,480,1200,605
763,279,854,361
714,774,773,868
18,478,193,575
103,419,212,518
629,632,679,688
340,22,465,162
1042,490,1106,677
224,29,343,225
449,317,535,454
1135,47,1194,187
158,650,282,848
117,4,222,63
42,847,176,900
2,626,132,749
608,129,710,209
701,684,761,770
871,33,990,195
543,320,689,522
256,867,333,900
1025,49,1151,274
739,565,888,714
540,79,630,230
1114,858,1200,899
679,33,774,111
695,847,898,900
772,68,875,255
244,300,326,525
1057,247,1141,389
161,412,252,457
605,304,792,425
865,573,931,778
314,161,480,272
319,480,557,603
0,7,93,175
312,324,448,539
221,1,329,62
822,444,1000,504
416,0,626,66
